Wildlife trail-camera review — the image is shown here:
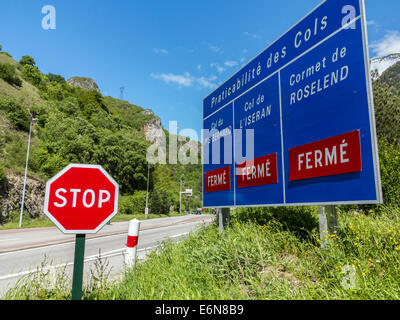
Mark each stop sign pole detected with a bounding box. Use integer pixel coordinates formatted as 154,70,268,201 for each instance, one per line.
44,164,119,300
71,234,86,300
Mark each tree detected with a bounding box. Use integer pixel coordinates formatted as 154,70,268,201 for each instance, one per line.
373,81,400,144
0,162,6,184
0,44,2,52
0,97,30,131
0,63,22,87
21,65,43,87
47,73,66,84
19,55,36,66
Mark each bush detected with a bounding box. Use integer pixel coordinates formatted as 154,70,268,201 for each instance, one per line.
378,139,400,207
150,188,175,215
119,191,148,215
373,81,400,144
21,65,43,87
232,206,319,238
131,191,148,214
57,97,80,115
46,73,65,84
40,82,66,101
30,104,48,127
19,55,36,66
0,52,12,58
0,97,30,131
0,63,22,87
0,162,6,184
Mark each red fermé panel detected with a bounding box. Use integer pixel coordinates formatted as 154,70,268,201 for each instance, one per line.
289,130,362,181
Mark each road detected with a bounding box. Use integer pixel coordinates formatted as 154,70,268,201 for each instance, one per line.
0,214,214,297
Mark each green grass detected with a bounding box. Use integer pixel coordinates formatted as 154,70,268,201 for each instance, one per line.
3,205,400,300
102,206,400,300
0,64,42,108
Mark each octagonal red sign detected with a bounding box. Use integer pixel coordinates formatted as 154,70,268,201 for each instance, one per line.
44,164,119,234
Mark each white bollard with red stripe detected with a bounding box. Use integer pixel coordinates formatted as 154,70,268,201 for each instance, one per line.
125,218,140,268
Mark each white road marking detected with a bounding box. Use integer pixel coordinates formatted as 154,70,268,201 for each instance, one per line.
0,239,20,243
0,232,191,281
169,232,189,239
0,219,207,256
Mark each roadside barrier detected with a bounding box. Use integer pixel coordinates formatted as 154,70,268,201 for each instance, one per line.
125,219,140,268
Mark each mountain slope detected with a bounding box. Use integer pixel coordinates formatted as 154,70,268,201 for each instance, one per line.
0,50,202,224
0,53,42,106
371,53,400,80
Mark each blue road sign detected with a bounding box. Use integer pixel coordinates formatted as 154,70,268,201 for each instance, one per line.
202,0,382,208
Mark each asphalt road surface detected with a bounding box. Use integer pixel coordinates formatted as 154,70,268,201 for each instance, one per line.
0,214,214,297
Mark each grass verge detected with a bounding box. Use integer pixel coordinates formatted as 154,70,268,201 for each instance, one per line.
103,205,400,300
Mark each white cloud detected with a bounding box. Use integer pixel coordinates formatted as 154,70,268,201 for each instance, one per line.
370,30,400,57
210,62,226,74
224,60,238,67
151,72,217,89
196,75,218,89
209,44,222,53
153,48,169,55
197,64,202,71
151,72,193,87
243,31,259,39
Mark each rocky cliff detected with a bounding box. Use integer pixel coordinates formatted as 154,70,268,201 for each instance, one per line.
67,77,101,93
371,53,400,80
142,109,164,144
0,173,45,223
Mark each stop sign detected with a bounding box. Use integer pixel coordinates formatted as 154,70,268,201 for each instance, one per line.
44,164,119,234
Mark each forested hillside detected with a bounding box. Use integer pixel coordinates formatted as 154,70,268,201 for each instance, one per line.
0,47,202,224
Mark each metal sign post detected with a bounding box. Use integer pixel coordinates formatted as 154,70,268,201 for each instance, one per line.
218,208,230,232
318,205,338,248
71,234,86,300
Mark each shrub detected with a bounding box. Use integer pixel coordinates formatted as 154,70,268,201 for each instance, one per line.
0,162,6,184
47,73,66,84
378,139,400,207
131,191,148,214
21,65,43,87
373,81,400,144
0,52,12,58
40,82,66,101
30,104,48,127
232,206,319,238
118,191,148,215
57,97,80,115
150,188,175,215
0,97,30,131
0,63,22,87
19,55,36,66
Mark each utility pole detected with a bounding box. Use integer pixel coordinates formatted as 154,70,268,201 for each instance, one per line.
179,177,182,215
145,163,150,218
179,174,184,215
19,117,38,228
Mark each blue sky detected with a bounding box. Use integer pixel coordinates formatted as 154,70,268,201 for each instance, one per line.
1,0,400,139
